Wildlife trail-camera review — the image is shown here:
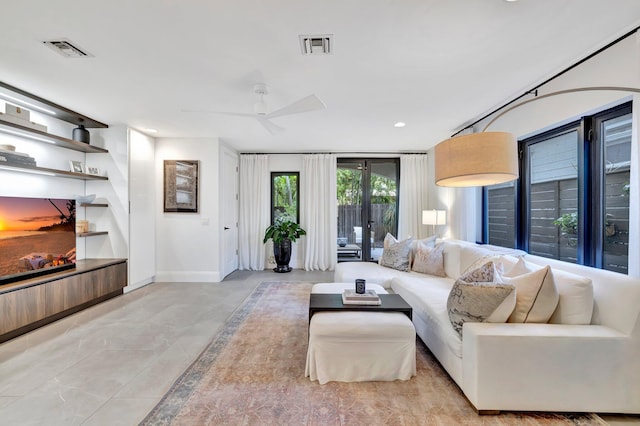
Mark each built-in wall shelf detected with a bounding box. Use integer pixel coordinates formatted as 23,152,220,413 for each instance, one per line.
78,231,108,238
81,203,108,207
0,259,127,343
0,162,108,180
0,120,109,153
0,81,108,128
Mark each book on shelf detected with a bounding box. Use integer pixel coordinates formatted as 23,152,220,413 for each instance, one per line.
342,289,381,305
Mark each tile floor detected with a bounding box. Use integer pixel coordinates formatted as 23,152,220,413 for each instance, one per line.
0,269,637,425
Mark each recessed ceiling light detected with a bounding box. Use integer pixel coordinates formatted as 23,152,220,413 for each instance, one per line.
394,122,406,128
144,128,158,133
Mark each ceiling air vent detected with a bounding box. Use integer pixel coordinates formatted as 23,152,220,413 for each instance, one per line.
42,39,92,58
299,34,333,55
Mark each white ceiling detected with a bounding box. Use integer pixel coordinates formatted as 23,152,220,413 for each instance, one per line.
1,1,640,153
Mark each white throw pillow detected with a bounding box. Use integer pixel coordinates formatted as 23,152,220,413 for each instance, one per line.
503,266,559,323
503,256,535,277
412,243,445,277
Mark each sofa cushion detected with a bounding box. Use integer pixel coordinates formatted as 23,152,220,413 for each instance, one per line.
334,260,425,289
442,241,463,278
391,276,463,358
379,234,413,272
447,263,516,337
547,269,593,325
412,243,445,276
503,266,559,323
458,244,498,277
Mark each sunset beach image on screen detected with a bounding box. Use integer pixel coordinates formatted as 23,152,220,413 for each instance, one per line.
0,196,76,284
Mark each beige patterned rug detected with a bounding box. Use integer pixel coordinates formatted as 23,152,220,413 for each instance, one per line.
141,281,605,425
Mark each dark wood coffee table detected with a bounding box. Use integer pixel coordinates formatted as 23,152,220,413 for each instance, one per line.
309,293,412,324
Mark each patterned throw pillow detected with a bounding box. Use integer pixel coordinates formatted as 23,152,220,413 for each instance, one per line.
458,261,500,283
447,262,516,337
447,280,516,337
412,243,445,277
379,234,413,272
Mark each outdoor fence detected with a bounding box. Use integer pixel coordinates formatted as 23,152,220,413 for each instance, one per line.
337,204,395,247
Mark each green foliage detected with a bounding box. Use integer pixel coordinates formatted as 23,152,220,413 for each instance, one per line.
336,168,397,206
622,182,630,197
382,204,396,233
263,215,306,244
273,174,298,221
553,212,577,234
336,168,362,205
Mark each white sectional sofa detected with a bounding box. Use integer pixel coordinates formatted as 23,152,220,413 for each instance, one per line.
334,239,640,414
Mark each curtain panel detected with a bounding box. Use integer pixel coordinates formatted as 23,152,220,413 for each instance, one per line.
238,154,269,270
397,154,429,240
301,154,337,271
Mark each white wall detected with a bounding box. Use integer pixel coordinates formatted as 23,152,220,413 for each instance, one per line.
155,137,221,282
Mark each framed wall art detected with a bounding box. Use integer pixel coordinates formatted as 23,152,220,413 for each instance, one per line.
69,160,85,174
163,160,199,213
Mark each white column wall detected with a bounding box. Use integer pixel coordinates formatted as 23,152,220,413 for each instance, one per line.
155,138,221,282
128,129,156,290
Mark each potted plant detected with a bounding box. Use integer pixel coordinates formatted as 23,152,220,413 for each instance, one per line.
553,212,577,235
263,215,306,273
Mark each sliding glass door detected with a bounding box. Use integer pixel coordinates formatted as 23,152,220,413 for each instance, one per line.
337,158,399,262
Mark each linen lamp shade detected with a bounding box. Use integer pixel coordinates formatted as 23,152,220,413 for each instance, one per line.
435,132,518,187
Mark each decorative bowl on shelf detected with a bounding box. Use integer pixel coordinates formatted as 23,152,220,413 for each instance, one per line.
337,237,348,247
75,194,96,205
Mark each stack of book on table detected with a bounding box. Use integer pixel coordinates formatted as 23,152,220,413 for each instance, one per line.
342,289,381,305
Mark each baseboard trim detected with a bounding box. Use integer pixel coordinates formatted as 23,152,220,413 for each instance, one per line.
155,270,221,283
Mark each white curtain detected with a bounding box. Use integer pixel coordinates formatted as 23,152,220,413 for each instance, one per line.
238,154,269,270
302,154,337,271
397,154,429,239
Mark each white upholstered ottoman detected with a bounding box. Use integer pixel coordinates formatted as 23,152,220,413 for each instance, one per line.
305,282,416,384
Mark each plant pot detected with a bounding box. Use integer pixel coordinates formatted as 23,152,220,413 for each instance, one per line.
605,224,616,237
273,239,292,273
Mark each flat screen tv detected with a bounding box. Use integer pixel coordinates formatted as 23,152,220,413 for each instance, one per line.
0,196,76,285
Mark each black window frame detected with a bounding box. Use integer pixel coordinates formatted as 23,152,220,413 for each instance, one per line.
270,171,300,225
483,101,632,273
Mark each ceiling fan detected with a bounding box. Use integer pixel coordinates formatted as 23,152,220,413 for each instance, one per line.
184,84,325,134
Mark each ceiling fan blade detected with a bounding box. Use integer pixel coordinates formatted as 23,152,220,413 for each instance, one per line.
255,116,284,135
266,94,325,119
181,109,255,118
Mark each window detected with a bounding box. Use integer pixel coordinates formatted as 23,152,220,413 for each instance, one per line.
484,102,631,273
271,172,299,224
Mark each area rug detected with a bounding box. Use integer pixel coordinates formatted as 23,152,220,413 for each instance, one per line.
141,281,605,426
